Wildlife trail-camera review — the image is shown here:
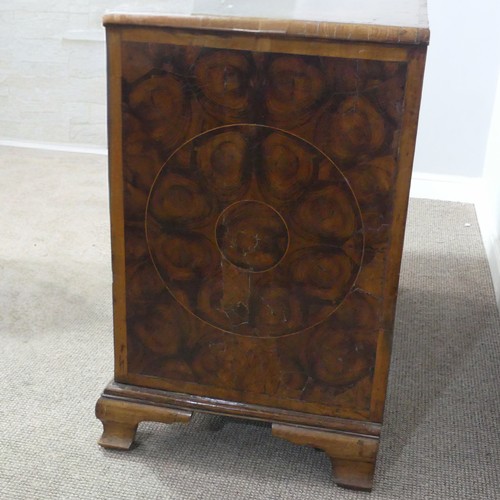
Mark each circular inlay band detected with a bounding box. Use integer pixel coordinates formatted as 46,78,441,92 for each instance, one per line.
146,124,363,338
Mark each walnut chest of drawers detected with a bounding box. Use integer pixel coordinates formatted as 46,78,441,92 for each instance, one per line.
96,2,429,491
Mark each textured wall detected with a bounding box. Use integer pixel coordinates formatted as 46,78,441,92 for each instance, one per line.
0,1,112,148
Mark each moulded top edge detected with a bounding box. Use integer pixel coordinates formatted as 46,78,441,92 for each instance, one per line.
103,4,429,46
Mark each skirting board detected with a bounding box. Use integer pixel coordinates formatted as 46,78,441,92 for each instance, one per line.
409,171,484,203
475,196,500,312
0,138,107,156
411,171,500,310
484,236,500,311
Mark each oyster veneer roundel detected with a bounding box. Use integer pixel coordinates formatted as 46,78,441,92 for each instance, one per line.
266,56,326,127
146,125,364,338
317,96,386,162
194,50,253,121
128,75,190,148
197,130,251,203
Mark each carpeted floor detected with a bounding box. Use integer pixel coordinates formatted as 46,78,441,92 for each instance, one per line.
1,147,499,500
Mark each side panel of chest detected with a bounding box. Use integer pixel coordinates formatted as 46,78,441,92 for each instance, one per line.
108,27,425,422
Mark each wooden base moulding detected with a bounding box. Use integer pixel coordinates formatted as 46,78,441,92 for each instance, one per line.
96,381,379,490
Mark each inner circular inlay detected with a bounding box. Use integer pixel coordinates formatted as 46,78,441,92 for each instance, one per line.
215,200,289,272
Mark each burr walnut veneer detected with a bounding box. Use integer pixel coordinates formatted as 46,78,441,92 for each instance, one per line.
96,5,428,491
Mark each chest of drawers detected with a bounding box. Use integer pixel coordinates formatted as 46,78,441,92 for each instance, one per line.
96,2,428,490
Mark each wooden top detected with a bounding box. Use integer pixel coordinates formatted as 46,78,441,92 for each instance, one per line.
104,0,429,45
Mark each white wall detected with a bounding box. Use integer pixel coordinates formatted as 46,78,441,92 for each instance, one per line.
477,69,500,308
413,0,500,178
0,1,130,150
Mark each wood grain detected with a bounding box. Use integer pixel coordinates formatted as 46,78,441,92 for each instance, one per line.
145,125,363,340
103,380,381,436
101,15,427,491
104,13,429,45
369,46,427,421
272,423,379,490
116,41,407,418
106,29,128,379
95,396,192,450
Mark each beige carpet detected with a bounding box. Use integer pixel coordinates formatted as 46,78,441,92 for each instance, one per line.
1,147,500,500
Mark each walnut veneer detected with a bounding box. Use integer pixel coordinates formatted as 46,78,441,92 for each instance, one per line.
96,7,428,491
